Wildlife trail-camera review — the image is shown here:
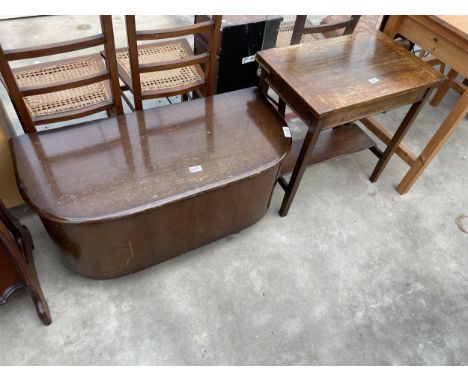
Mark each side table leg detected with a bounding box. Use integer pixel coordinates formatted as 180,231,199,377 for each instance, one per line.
397,88,468,194
370,89,432,183
258,68,269,95
279,124,321,217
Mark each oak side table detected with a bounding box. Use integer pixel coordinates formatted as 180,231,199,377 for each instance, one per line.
256,31,445,217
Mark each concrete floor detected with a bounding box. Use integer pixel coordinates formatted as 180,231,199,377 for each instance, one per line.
1,16,468,365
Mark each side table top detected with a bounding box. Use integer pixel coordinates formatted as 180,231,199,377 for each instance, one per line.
256,32,445,120
430,16,468,41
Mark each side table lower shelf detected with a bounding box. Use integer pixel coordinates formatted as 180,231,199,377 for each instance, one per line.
280,120,377,176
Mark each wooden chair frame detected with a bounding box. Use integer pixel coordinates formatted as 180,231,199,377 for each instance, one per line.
290,15,361,45
122,15,222,111
0,15,123,134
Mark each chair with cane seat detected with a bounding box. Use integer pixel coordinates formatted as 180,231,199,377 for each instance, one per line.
0,15,123,134
275,15,361,48
113,15,222,111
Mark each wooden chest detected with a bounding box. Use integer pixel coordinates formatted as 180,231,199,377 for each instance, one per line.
10,88,290,279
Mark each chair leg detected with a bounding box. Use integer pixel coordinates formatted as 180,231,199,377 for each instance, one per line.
121,90,135,112
195,89,204,99
278,98,286,117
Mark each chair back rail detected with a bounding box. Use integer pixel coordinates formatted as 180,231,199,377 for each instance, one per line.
32,100,114,126
139,53,210,73
3,35,106,61
0,15,123,134
290,15,361,45
18,70,110,96
136,21,215,40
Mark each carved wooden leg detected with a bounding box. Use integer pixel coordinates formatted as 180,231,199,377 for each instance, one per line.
0,251,23,304
22,248,52,326
370,89,432,183
0,201,51,325
397,88,468,194
279,124,321,217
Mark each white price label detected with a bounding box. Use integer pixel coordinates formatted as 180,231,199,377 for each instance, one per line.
242,54,256,64
368,77,380,84
188,165,203,173
282,126,292,138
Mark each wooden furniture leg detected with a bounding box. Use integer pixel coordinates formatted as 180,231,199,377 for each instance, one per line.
278,98,286,117
360,117,417,166
397,89,468,194
0,200,51,325
370,89,432,182
430,68,458,107
259,68,329,217
258,69,269,95
279,124,321,217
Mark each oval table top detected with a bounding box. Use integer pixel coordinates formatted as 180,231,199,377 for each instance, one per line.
11,87,290,223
